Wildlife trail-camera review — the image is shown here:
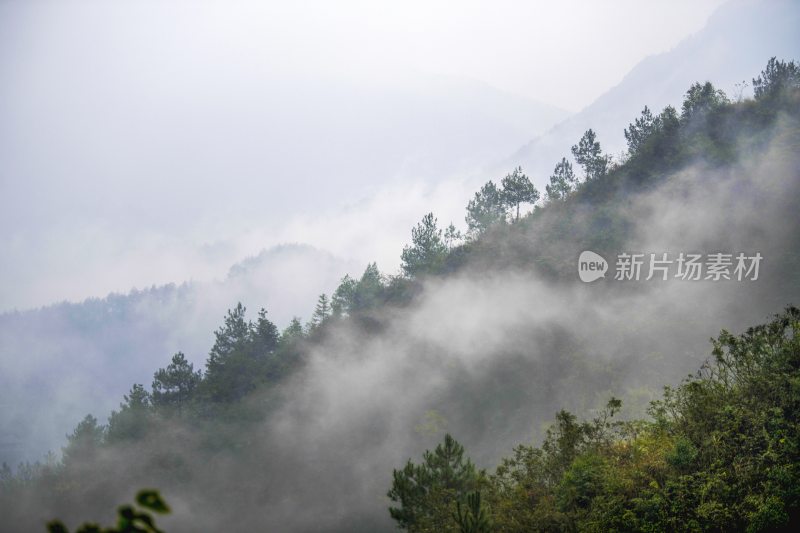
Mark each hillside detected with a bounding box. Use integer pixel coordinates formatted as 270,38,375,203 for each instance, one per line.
1,58,799,532
0,244,355,466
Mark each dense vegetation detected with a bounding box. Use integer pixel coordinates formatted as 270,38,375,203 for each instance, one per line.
389,306,800,532
1,57,798,531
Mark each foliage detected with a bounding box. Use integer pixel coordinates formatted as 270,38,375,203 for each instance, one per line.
401,213,449,277
480,308,799,531
200,303,281,403
332,263,388,317
545,157,577,202
1,56,798,533
680,81,729,122
150,353,201,417
624,105,658,156
453,491,492,533
466,181,506,237
385,308,800,531
752,57,800,101
308,293,331,331
500,167,539,222
465,167,539,237
571,129,608,180
61,415,105,468
47,490,170,533
388,434,485,532
106,385,151,443
444,223,463,251
281,317,304,343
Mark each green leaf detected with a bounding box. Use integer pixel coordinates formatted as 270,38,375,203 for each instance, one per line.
135,490,171,514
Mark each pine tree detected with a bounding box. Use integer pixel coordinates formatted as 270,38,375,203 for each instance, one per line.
151,352,201,417
252,308,279,355
624,106,658,155
453,491,492,533
309,293,331,330
752,57,800,101
356,262,385,310
501,167,539,221
680,81,729,121
465,180,506,236
545,157,577,202
62,415,104,468
401,213,448,277
388,434,483,531
281,317,304,344
332,263,387,316
206,303,250,370
106,384,151,443
201,303,270,403
571,129,608,180
444,223,463,251
332,275,357,317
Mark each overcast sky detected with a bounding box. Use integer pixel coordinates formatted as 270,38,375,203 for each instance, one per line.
0,0,728,310
2,0,726,110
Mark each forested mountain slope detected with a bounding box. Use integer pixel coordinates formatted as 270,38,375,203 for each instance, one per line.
2,58,799,532
0,244,355,467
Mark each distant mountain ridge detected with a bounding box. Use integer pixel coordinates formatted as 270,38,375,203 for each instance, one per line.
507,0,800,185
0,243,355,466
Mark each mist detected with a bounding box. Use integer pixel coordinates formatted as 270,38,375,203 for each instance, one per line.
1,1,798,532
226,119,797,531
0,0,728,310
0,0,741,470
4,102,797,531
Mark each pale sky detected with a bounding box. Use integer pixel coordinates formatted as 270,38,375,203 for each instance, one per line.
312,0,730,111
0,0,730,310
1,0,727,111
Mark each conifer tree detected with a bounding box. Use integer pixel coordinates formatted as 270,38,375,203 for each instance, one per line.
624,105,658,155
545,157,577,201
106,384,151,443
309,294,331,330
571,129,608,180
465,181,506,236
501,167,539,221
151,352,201,417
401,213,448,277
388,434,483,530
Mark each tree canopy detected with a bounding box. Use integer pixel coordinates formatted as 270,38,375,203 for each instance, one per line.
500,167,539,221
401,213,448,277
571,129,608,180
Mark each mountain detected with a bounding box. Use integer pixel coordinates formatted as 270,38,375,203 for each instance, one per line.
2,56,798,532
0,243,356,466
0,60,568,310
507,0,800,185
